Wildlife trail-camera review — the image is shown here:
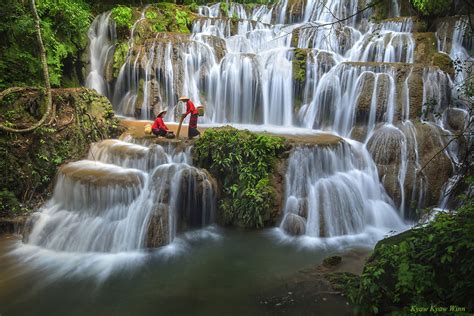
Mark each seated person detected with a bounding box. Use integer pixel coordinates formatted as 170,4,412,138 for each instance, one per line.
151,109,174,138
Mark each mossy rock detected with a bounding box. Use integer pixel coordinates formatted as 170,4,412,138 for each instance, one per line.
292,48,309,84
323,255,343,267
431,52,454,77
112,41,129,79
325,272,360,294
413,32,438,65
0,88,121,217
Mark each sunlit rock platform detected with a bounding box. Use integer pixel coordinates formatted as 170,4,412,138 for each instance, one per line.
119,118,344,146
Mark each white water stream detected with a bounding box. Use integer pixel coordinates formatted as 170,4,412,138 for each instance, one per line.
14,0,472,271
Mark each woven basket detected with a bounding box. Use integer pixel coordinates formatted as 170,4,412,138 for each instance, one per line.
144,124,152,134
197,106,205,117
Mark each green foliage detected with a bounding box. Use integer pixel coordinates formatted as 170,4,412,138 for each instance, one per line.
175,9,190,34
410,0,453,16
220,2,229,15
113,41,129,77
0,189,21,216
111,5,133,29
145,10,164,32
0,88,120,215
292,48,307,83
194,127,285,228
353,189,474,314
0,0,92,88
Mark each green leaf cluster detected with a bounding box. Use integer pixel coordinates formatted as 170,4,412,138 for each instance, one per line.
0,88,120,216
194,127,285,228
0,0,92,88
111,5,133,29
410,0,452,16
0,189,21,215
175,9,190,34
352,188,474,314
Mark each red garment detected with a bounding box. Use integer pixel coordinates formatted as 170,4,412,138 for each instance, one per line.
151,116,168,131
184,100,199,116
189,114,198,129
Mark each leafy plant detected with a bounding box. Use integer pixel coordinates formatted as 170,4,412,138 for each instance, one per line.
0,0,92,88
194,127,285,228
175,9,190,34
111,5,133,29
0,189,21,216
146,9,166,33
410,0,453,16
352,184,474,314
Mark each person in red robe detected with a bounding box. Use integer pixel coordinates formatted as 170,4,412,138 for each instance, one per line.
152,109,174,138
179,96,200,139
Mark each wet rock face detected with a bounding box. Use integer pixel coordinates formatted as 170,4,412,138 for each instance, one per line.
445,108,468,133
146,165,218,248
146,203,170,248
176,168,217,231
281,213,306,236
367,122,453,218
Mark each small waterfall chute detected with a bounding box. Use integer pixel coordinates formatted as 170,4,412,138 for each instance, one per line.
22,140,217,255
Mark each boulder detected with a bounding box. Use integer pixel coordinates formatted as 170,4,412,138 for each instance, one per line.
146,203,170,248
323,255,342,267
282,213,306,236
367,122,453,218
177,168,218,231
431,52,455,77
444,108,468,133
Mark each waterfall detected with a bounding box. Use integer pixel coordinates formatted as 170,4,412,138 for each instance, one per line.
280,142,405,240
80,0,472,230
437,17,473,83
85,13,116,97
23,139,217,253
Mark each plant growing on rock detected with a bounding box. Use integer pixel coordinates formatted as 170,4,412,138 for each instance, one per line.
175,9,191,33
349,184,474,314
193,127,285,228
111,5,133,29
410,0,453,16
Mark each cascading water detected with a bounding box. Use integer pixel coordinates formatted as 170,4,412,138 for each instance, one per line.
21,139,216,259
280,141,406,243
81,0,471,235
85,13,116,97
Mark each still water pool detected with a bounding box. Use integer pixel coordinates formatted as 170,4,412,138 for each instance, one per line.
0,227,367,316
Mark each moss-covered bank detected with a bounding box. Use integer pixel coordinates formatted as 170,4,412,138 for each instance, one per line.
193,126,287,228
0,88,121,217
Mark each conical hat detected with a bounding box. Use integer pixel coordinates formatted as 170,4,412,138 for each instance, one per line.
179,96,189,101
157,109,167,116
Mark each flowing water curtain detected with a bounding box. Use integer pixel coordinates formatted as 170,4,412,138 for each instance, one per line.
85,13,117,98
23,140,217,253
280,143,406,238
299,63,400,137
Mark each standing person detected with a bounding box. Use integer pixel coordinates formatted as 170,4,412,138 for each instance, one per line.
179,96,200,139
151,108,174,138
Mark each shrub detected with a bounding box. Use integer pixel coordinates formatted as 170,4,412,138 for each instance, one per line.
111,5,133,29
175,9,190,34
193,127,285,228
353,188,474,314
0,189,21,216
